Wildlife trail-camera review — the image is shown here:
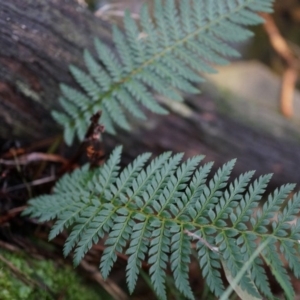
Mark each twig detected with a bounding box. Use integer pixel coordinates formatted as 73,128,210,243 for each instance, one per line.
261,13,299,118
184,230,219,253
1,175,56,193
0,152,68,166
95,3,140,20
0,240,22,253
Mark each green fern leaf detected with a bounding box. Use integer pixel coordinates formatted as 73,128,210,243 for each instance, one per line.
52,0,275,145
23,146,300,299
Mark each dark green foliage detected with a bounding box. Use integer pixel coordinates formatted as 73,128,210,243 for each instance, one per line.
52,0,274,145
24,147,300,300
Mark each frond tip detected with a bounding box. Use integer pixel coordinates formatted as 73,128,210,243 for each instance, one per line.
24,147,300,300
53,0,275,145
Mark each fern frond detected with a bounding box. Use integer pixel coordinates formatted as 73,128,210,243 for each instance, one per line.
24,147,300,299
52,0,275,145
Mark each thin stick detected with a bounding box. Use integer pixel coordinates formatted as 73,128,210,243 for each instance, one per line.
0,240,22,252
0,152,68,165
184,230,219,253
95,3,140,19
1,175,56,193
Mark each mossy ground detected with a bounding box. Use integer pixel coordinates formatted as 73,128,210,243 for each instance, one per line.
0,249,107,300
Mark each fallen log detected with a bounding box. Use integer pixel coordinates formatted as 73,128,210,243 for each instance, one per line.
1,0,300,189
0,0,111,139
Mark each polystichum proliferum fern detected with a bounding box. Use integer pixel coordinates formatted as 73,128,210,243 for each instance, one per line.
23,147,300,300
52,0,274,145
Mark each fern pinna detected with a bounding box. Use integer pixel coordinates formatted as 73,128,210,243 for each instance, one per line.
52,0,274,145
24,147,300,299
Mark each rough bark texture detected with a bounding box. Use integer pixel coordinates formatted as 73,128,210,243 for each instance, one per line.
0,0,111,139
1,0,300,189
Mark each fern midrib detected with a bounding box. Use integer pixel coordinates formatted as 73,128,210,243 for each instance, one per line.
106,212,133,253
157,182,184,217
74,204,118,261
233,191,263,228
98,168,119,199
101,197,299,247
64,204,101,255
222,232,243,275
213,190,239,225
140,168,177,211
49,202,90,240
194,186,220,221
150,220,167,287
128,164,165,201
252,202,278,232
130,217,150,259
70,1,250,126
175,185,204,221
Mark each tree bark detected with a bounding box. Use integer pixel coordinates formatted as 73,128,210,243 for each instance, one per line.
0,0,111,139
1,0,300,189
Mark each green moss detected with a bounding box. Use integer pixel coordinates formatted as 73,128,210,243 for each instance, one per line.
0,249,108,300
